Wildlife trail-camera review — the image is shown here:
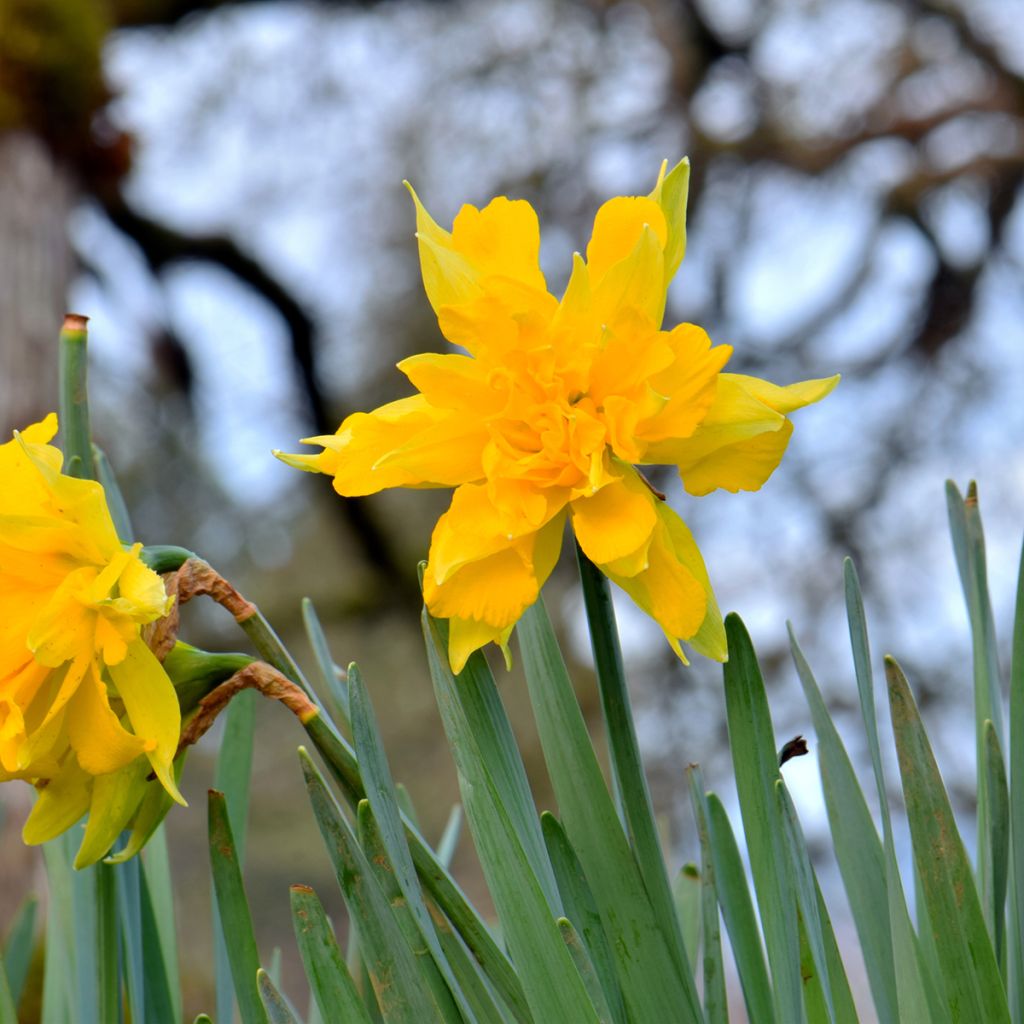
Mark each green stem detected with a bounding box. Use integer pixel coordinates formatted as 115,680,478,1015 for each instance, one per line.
58,313,96,480
574,542,691,979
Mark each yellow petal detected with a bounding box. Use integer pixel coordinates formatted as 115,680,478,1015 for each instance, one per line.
601,502,724,661
67,661,148,775
647,157,690,280
642,373,837,496
106,639,184,804
397,353,501,414
22,756,92,846
447,618,515,675
424,510,565,631
450,196,547,294
590,223,667,329
570,469,657,568
586,195,667,284
74,757,150,868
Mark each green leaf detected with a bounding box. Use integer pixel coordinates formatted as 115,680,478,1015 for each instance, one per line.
788,623,899,1023
843,563,944,1024
257,969,301,1024
436,806,463,869
541,813,627,1024
423,609,599,1024
984,719,1010,966
349,665,473,1020
704,795,775,1024
722,614,801,1022
291,885,373,1024
886,656,1010,1021
302,597,350,728
557,919,615,1024
208,789,268,1024
3,893,38,1008
672,865,701,979
0,953,17,1024
214,687,257,1024
116,852,147,1024
299,748,445,1023
1009,533,1024,1020
686,767,728,1024
139,855,180,1024
517,600,703,1023
355,802,463,1019
575,549,692,979
92,444,132,540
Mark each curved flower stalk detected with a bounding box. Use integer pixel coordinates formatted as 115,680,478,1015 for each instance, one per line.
0,415,184,862
278,160,837,671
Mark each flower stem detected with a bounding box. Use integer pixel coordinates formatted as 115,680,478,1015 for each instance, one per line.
58,313,96,480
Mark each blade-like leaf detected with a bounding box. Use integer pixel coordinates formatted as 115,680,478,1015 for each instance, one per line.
208,789,268,1024
291,884,373,1024
2,894,37,1008
302,597,350,728
257,969,301,1024
789,623,899,1023
299,748,445,1023
350,665,474,1020
541,813,627,1024
518,600,703,1023
1009,534,1024,1021
705,794,776,1024
886,656,1010,1022
984,719,1010,965
557,919,615,1024
686,767,728,1024
423,610,599,1024
722,614,801,1022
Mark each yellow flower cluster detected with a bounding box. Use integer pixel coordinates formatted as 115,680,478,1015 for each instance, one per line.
0,415,183,862
279,160,837,671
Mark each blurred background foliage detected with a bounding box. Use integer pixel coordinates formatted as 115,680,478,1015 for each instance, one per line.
1,0,1022,1014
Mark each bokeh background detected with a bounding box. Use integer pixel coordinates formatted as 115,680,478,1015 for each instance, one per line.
1,0,1022,1017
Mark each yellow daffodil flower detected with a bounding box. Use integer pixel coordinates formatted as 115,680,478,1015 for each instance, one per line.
0,415,184,858
278,160,837,671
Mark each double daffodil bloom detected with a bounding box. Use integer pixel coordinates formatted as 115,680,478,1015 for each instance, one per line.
0,415,184,856
279,160,837,671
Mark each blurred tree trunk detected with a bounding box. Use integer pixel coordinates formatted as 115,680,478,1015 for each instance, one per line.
0,132,73,436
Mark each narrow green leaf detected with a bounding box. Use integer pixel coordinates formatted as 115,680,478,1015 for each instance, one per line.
92,444,133,540
776,781,835,1022
948,482,1005,937
686,767,728,1024
116,851,147,1023
0,953,17,1024
41,834,75,1024
704,795,776,1024
356,802,463,1020
844,563,944,1024
214,687,257,1024
518,600,703,1023
575,549,692,979
886,656,1010,1021
299,749,444,1023
426,902,517,1024
984,719,1010,966
208,789,268,1024
789,623,899,1023
814,879,861,1024
257,969,300,1024
3,893,38,1007
672,865,701,979
722,614,801,1022
436,806,463,869
139,857,179,1024
291,885,373,1024
349,665,474,1020
302,597,350,728
1009,533,1024,1021
557,919,615,1024
299,707,529,1021
423,610,600,1024
541,813,627,1024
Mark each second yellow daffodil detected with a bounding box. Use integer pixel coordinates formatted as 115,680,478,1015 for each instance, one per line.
279,160,837,671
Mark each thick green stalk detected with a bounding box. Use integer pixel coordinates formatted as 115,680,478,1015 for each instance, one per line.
57,313,96,480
